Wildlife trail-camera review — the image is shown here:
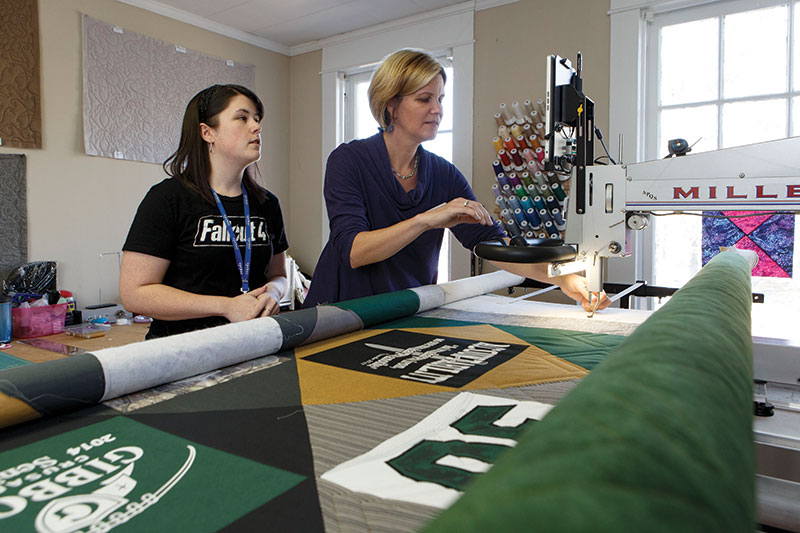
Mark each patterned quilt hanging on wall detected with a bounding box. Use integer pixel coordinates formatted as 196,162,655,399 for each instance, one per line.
702,211,794,277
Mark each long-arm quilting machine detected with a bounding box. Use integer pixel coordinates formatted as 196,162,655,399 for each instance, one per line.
476,52,800,530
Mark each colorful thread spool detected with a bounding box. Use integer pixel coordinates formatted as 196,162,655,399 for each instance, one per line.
508,173,522,189
551,208,567,230
525,208,542,229
507,195,522,211
505,217,521,237
513,184,527,200
510,149,524,167
494,113,504,128
495,195,510,212
492,137,504,153
499,103,514,125
520,195,535,212
511,101,527,125
522,148,536,163
492,160,504,177
503,136,517,152
550,182,567,201
544,220,561,238
534,146,545,163
496,173,510,190
533,195,546,211
498,125,509,140
523,99,534,114
516,135,529,151
520,172,534,190
545,195,560,212
498,150,511,167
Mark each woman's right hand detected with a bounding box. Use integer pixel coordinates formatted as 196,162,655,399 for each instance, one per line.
224,285,271,322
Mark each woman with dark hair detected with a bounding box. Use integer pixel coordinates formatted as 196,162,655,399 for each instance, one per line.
120,84,289,339
304,49,607,311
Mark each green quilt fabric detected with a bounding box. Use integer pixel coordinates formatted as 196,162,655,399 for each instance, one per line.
426,252,755,532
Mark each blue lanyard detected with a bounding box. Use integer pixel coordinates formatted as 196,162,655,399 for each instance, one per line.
211,183,251,293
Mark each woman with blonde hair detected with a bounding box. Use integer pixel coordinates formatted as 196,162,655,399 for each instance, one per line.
305,49,606,310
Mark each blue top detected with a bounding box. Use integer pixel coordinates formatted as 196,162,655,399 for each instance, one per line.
304,133,503,306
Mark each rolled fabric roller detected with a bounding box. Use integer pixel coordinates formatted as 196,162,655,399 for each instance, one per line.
424,251,754,533
550,182,567,201
496,173,510,190
550,208,566,230
492,160,504,177
510,149,524,167
492,136,504,153
525,208,542,229
545,195,560,212
498,149,511,167
507,173,522,189
494,112,504,128
499,102,514,125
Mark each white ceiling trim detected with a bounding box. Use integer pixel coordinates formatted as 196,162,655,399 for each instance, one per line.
115,0,290,55
115,0,518,57
290,0,516,56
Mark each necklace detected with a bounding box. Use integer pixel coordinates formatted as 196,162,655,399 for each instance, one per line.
392,154,419,180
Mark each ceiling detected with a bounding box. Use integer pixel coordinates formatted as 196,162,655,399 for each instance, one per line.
119,0,496,55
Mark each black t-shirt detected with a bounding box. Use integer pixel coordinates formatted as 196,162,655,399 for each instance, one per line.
123,178,289,338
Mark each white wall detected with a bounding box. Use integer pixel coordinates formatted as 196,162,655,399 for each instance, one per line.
0,0,289,307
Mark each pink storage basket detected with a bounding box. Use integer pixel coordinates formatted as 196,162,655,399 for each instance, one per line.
11,303,68,339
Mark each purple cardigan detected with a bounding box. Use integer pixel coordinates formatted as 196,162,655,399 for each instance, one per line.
304,133,503,306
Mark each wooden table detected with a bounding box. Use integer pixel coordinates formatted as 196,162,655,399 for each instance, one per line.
2,323,149,363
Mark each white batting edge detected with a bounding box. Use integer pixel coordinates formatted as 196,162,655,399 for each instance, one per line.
93,316,283,401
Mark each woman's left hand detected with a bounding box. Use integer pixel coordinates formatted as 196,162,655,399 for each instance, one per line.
556,274,611,312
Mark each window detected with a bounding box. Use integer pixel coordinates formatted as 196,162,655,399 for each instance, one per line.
344,63,455,282
646,0,799,331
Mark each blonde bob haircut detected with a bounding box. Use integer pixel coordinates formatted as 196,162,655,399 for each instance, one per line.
368,49,447,130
